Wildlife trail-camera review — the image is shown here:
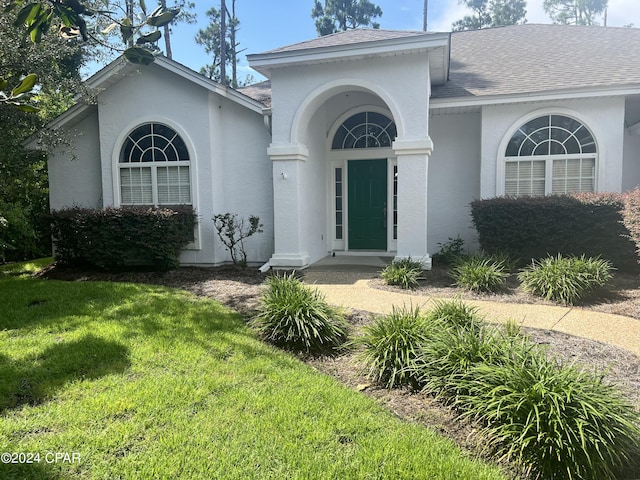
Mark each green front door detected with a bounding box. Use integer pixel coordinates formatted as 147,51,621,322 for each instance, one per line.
348,159,387,250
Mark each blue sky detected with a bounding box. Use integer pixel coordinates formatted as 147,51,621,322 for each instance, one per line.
92,0,640,80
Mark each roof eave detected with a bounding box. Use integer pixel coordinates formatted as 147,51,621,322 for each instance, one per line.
248,32,450,78
430,84,640,110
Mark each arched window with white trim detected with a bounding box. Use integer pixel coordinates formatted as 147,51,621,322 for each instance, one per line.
119,123,191,205
332,111,397,150
504,114,597,196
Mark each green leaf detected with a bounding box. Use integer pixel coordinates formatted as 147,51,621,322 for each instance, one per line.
123,46,156,65
136,30,161,44
0,78,8,90
120,17,134,43
146,10,176,27
139,0,147,15
13,2,39,27
11,73,37,96
16,104,40,113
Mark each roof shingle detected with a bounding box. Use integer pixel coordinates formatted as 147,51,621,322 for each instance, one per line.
239,25,640,105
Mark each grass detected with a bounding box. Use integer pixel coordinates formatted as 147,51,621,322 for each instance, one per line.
0,261,506,480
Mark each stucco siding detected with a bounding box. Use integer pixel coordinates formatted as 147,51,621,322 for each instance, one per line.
214,95,274,264
269,53,431,147
623,130,640,191
48,109,103,210
54,63,272,266
428,112,481,254
480,97,626,198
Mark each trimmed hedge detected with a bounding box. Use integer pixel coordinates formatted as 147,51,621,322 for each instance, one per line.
49,206,197,271
470,194,638,270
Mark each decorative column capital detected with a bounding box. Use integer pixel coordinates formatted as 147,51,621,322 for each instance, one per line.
392,137,434,156
267,143,309,161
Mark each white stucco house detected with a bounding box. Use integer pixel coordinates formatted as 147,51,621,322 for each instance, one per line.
45,24,640,269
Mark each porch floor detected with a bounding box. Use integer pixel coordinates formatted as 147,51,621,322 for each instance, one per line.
305,255,391,274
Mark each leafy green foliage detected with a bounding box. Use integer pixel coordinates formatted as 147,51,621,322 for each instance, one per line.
426,298,482,332
452,0,527,31
543,0,609,25
6,0,180,65
195,1,244,87
380,257,424,289
432,235,466,266
404,298,640,479
252,273,349,354
470,194,637,270
0,12,83,262
450,254,508,293
354,305,430,388
49,206,197,271
518,254,614,305
311,0,383,36
459,347,640,480
212,213,263,267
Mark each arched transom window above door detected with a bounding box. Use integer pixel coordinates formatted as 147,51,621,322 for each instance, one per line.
332,111,397,149
503,114,597,197
118,123,191,206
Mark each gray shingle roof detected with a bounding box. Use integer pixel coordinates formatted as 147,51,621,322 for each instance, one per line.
236,80,272,108
432,24,640,99
239,25,640,105
261,29,431,54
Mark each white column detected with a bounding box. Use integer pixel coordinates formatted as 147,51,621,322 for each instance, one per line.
393,138,434,269
267,143,311,268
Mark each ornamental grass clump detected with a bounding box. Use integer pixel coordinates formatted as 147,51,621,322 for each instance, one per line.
354,305,430,389
251,273,348,354
450,254,508,293
518,254,613,305
427,298,482,333
380,257,424,289
457,347,640,480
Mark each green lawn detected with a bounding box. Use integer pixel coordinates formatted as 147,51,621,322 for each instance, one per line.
0,263,507,479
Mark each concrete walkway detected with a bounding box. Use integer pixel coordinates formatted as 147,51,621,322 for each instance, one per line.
302,265,640,356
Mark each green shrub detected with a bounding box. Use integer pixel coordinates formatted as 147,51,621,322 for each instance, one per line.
518,254,613,305
408,298,640,479
354,305,430,388
251,273,348,354
49,206,197,271
380,257,424,289
432,235,466,265
470,194,637,270
427,298,482,332
450,254,508,293
458,347,640,480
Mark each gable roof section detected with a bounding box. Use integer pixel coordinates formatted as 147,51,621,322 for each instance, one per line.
239,24,640,108
431,24,640,102
48,55,266,132
247,29,451,85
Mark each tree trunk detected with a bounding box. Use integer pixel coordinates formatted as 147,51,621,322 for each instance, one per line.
160,0,172,58
220,0,227,85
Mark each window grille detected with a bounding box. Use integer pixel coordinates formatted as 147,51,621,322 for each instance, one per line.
504,115,596,196
332,112,397,150
119,123,191,205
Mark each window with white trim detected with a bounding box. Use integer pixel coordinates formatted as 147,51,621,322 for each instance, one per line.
504,115,596,196
332,111,397,150
119,123,191,205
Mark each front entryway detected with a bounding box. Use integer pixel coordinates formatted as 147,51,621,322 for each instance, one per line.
348,159,387,250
